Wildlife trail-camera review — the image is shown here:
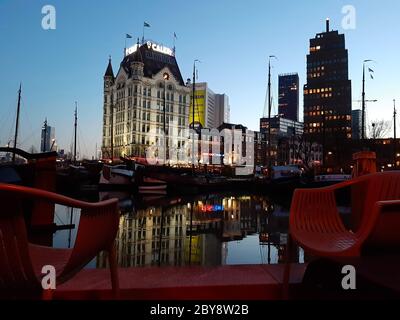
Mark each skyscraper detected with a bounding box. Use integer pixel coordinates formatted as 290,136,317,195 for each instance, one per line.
303,19,352,161
279,73,299,122
40,119,56,152
190,83,230,129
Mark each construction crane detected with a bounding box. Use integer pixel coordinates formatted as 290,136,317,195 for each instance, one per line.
353,99,378,103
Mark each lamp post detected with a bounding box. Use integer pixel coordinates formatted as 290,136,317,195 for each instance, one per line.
163,72,169,165
362,60,374,140
192,59,200,174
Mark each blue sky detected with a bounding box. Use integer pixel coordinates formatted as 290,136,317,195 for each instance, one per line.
1,0,399,158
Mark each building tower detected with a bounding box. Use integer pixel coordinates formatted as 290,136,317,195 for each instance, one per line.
278,73,299,122
303,19,352,168
103,57,115,159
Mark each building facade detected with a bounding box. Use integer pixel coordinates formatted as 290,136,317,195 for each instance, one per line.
102,41,191,160
259,116,304,166
278,73,299,122
352,109,362,140
303,20,352,167
190,82,230,129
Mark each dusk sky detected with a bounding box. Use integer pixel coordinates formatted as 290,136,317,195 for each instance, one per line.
1,0,399,158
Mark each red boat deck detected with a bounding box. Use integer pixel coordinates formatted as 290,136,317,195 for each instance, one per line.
55,264,307,300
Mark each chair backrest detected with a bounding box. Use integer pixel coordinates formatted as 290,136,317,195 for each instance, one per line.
351,172,400,231
0,192,40,291
363,172,400,209
365,201,400,251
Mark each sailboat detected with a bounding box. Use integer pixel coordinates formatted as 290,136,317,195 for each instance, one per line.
0,84,58,186
56,104,103,193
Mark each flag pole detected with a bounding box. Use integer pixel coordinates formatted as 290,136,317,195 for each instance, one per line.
142,24,145,44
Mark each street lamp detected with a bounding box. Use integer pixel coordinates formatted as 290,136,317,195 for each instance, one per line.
191,59,201,172
362,59,375,140
163,72,169,165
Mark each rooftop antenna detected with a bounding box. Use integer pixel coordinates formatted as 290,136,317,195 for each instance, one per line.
173,32,177,56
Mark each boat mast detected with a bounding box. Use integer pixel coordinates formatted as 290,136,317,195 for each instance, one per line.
74,102,77,164
267,56,277,174
394,99,397,169
267,59,271,172
12,83,22,163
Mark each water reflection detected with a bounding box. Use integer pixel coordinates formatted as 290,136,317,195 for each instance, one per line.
53,193,304,268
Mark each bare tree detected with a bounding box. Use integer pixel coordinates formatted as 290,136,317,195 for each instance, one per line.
369,120,392,139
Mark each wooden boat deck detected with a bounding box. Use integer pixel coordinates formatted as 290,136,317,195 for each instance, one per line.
54,264,307,300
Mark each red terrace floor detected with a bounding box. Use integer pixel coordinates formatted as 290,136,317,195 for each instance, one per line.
55,264,307,300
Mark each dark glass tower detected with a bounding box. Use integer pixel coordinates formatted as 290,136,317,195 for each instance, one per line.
303,20,352,158
279,73,299,122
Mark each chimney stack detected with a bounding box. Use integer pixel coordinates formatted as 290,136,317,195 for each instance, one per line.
326,18,330,33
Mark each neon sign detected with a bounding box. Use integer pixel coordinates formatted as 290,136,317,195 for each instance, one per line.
146,41,174,56
200,205,224,213
125,41,174,57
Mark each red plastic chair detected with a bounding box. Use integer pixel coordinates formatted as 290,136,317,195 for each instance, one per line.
0,183,120,299
283,172,400,297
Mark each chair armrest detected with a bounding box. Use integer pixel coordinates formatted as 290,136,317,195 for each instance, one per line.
0,183,117,210
294,177,363,195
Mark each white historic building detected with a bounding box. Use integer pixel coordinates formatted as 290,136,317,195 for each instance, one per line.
102,41,191,160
